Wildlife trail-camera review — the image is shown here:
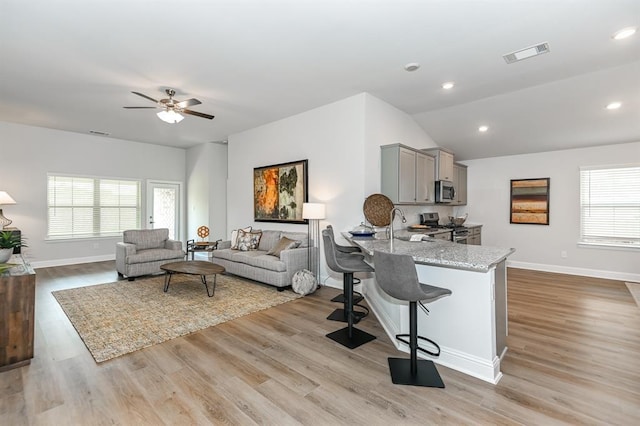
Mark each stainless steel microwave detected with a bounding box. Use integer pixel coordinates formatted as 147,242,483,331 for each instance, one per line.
435,180,455,203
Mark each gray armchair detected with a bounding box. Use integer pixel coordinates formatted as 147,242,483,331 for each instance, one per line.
116,228,184,280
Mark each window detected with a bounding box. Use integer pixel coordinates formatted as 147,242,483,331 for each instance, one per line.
47,175,141,240
579,165,640,249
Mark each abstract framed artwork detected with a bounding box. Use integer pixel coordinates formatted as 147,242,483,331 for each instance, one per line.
510,178,550,225
254,159,308,223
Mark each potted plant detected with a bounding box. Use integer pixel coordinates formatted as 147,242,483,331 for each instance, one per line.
0,231,26,263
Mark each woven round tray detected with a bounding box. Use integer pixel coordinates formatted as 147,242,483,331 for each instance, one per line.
363,193,394,226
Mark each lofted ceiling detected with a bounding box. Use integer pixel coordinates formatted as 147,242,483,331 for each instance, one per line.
1,0,638,160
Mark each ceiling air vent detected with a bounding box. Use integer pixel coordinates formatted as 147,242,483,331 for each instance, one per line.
89,130,110,136
503,42,550,64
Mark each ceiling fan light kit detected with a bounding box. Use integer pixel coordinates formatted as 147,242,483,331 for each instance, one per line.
124,88,214,123
157,109,184,124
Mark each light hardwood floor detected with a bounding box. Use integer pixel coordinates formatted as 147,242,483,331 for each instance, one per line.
1,262,639,425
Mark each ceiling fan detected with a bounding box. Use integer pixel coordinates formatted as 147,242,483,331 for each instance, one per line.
124,88,214,123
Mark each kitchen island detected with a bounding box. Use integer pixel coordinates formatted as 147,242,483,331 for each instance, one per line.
343,231,515,384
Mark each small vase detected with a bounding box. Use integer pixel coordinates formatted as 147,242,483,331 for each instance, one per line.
0,248,13,263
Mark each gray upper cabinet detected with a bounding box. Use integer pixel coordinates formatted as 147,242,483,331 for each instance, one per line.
451,163,467,205
422,148,455,182
381,144,435,205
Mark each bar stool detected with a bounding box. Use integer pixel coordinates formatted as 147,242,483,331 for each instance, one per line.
324,226,368,322
325,225,364,305
322,228,376,349
373,250,452,387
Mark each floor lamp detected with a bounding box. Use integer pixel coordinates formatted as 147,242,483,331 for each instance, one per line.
302,203,325,280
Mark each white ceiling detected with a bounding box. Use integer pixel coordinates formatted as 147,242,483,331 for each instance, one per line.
1,0,638,160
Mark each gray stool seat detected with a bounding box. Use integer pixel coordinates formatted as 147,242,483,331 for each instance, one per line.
373,250,452,388
323,227,376,349
326,225,364,305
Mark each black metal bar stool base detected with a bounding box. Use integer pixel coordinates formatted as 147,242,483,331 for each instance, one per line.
326,327,376,349
326,308,365,323
387,358,445,388
330,293,364,304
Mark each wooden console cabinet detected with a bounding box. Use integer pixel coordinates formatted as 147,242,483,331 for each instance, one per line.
0,255,35,372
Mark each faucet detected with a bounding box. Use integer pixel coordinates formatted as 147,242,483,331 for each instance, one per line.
388,207,407,242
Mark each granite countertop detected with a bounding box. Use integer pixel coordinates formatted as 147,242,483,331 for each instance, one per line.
343,230,515,273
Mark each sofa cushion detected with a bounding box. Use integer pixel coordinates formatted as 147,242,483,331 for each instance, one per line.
123,228,169,250
237,229,262,251
267,236,301,258
126,248,184,264
257,230,282,251
213,249,286,272
230,226,252,249
281,231,309,248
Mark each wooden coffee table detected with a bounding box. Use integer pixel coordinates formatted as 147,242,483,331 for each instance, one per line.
160,260,225,297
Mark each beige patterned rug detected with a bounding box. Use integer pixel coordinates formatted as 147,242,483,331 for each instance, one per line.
52,274,301,363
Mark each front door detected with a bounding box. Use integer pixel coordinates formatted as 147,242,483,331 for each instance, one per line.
147,181,181,240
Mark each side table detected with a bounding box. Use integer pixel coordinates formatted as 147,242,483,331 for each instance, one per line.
0,254,36,372
186,239,221,260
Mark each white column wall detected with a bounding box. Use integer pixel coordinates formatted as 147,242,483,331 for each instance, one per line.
186,142,228,242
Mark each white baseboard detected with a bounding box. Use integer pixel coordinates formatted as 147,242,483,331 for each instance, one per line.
30,254,115,269
507,260,640,283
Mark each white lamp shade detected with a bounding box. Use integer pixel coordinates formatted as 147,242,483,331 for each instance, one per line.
302,203,326,220
0,191,16,205
157,109,185,124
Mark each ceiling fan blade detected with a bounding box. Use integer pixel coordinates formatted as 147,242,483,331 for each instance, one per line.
175,98,202,109
131,91,159,103
123,106,159,109
182,109,215,120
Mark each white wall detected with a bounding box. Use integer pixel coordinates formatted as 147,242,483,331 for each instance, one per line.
460,141,640,282
0,121,186,267
227,94,367,242
227,93,439,287
186,142,228,242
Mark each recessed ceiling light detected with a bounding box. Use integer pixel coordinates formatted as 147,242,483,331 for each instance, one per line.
478,125,489,133
404,62,420,72
441,81,455,90
606,102,622,110
612,27,637,40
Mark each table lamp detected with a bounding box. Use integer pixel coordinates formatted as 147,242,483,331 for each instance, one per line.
0,191,16,229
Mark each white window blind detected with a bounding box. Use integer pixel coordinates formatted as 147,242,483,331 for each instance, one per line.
579,165,640,248
47,175,141,239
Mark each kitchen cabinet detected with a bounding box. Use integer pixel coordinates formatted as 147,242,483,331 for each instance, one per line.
451,163,467,205
467,225,482,245
423,148,455,181
381,144,435,205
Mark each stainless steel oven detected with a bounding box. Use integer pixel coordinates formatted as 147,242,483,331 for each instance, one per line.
451,226,469,244
454,235,468,244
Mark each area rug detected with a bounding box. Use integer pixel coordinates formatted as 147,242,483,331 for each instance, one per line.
52,274,301,363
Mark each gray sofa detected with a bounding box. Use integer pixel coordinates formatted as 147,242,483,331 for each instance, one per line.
211,230,313,290
116,228,185,280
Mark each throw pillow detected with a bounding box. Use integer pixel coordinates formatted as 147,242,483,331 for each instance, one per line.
266,236,301,258
236,229,262,251
231,226,252,249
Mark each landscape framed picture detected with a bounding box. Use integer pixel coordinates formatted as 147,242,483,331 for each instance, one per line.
510,178,550,225
253,159,308,223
